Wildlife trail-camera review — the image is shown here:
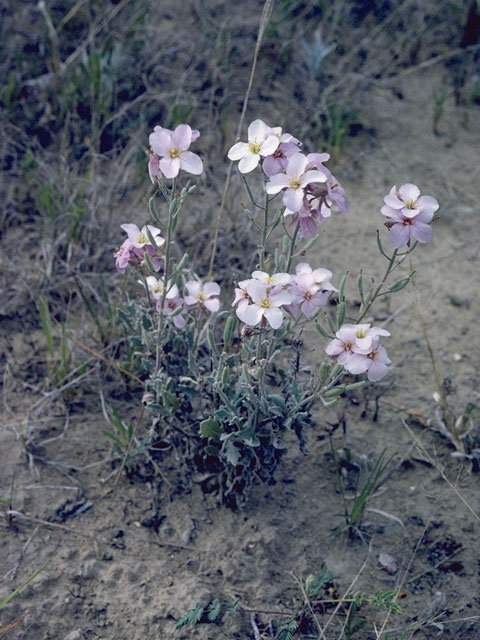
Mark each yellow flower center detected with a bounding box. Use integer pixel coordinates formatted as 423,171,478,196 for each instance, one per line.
405,199,416,209
137,232,148,244
261,297,271,309
198,292,206,301
289,178,301,190
356,328,367,338
249,142,261,154
169,147,181,159
153,284,163,294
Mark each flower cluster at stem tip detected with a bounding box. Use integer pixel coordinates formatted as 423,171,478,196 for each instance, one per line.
381,183,439,248
114,118,439,384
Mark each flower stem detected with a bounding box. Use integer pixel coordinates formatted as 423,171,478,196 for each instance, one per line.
356,249,398,322
286,221,301,273
155,178,176,377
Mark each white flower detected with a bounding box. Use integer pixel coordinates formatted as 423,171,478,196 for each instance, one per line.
142,276,179,301
120,224,165,249
227,119,279,174
184,280,221,312
236,280,292,329
251,270,291,287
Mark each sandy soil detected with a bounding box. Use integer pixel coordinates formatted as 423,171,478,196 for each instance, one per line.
1,67,480,639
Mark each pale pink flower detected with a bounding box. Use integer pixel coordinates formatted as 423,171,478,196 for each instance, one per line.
381,207,434,248
363,342,392,382
265,152,327,212
288,264,336,318
143,244,163,272
262,129,302,177
184,280,221,312
296,263,337,291
348,323,390,351
290,274,328,317
383,184,439,219
148,153,162,183
149,124,203,179
325,324,391,380
120,224,165,249
236,280,292,329
115,238,136,273
232,279,251,313
159,295,187,328
227,119,279,174
143,276,179,301
151,125,200,142
284,199,332,237
251,270,291,287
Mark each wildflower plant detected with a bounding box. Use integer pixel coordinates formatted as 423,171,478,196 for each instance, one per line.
114,118,439,506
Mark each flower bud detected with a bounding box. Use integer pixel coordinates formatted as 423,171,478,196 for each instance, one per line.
223,315,235,349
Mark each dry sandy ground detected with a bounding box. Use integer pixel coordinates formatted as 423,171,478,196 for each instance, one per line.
1,70,480,639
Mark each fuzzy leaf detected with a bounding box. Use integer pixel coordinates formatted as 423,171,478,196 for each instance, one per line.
224,440,241,466
200,418,222,439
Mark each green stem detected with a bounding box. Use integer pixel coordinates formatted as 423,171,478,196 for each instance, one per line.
155,178,176,376
259,193,269,270
286,221,301,273
356,249,398,322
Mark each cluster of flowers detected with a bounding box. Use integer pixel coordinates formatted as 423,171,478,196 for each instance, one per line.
115,223,164,273
114,120,442,385
325,323,391,382
227,119,348,237
381,183,439,249
140,276,220,328
233,264,337,330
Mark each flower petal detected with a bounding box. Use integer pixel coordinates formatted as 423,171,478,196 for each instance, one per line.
180,151,203,175
120,223,140,241
171,124,192,150
238,153,260,174
149,130,171,157
411,221,432,244
237,303,263,326
283,187,304,212
388,223,411,248
264,306,284,329
300,169,327,187
259,135,280,156
367,359,388,381
228,141,249,161
286,152,308,177
159,157,181,179
265,173,290,194
398,183,420,203
248,119,268,142
416,195,439,216
204,297,220,312
203,282,221,297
